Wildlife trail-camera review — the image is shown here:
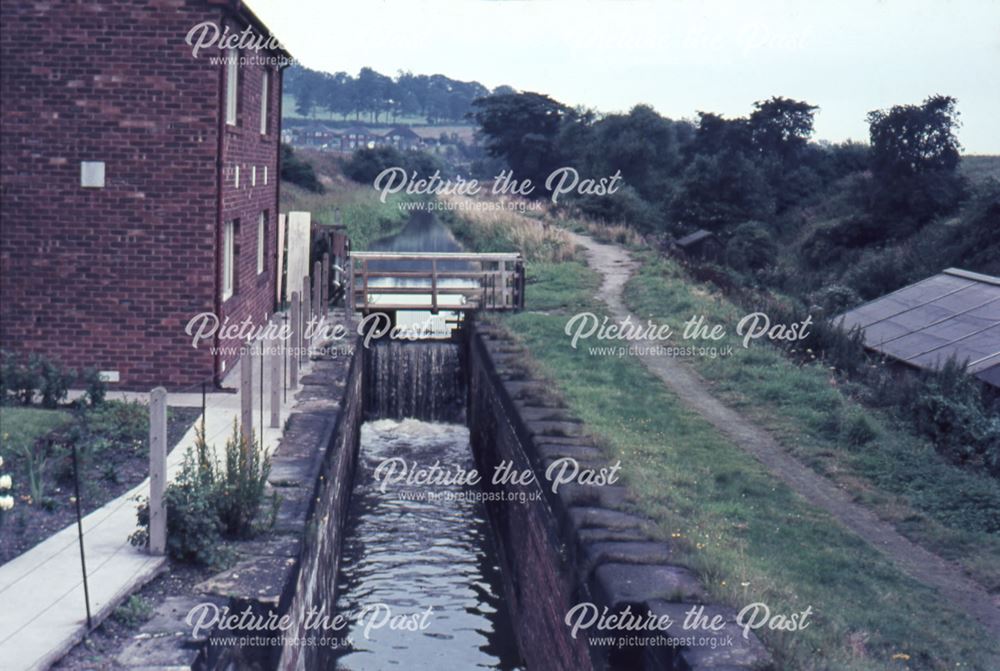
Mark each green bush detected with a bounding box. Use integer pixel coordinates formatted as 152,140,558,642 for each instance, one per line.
129,421,273,565
82,400,147,451
81,368,106,406
280,143,323,192
216,422,272,538
810,284,861,314
112,595,154,628
910,360,1000,475
724,221,777,272
39,359,74,408
1,352,41,405
0,351,82,408
842,410,880,448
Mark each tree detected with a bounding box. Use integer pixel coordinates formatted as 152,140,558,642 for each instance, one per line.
868,95,961,177
866,95,964,225
670,153,774,230
471,92,576,191
749,97,818,159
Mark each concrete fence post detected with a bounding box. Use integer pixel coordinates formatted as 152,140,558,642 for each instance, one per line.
270,342,281,428
302,275,312,356
241,340,253,441
321,252,330,310
313,260,322,319
289,291,300,389
148,386,168,556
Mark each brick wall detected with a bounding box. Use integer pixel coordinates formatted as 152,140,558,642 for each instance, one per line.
215,13,281,378
0,1,282,390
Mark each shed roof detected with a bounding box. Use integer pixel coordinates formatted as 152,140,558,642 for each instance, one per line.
836,268,1000,387
675,229,717,247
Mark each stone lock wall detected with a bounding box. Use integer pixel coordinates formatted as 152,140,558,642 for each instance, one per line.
467,322,773,671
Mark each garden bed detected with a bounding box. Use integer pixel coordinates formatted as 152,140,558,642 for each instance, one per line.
0,403,201,564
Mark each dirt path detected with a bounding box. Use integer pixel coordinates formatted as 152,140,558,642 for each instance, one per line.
567,230,1000,638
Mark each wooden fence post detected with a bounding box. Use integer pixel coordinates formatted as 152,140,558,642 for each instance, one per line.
270,342,281,428
241,340,253,440
289,291,300,389
148,387,167,556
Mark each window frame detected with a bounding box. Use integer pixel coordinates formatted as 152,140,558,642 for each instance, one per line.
223,219,236,300
256,212,267,275
260,69,269,135
225,48,239,126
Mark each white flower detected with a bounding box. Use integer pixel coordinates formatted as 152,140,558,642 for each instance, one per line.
0,475,11,490
0,495,14,511
0,455,4,468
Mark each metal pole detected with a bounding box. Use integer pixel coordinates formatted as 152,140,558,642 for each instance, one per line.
259,339,264,446
71,442,93,630
201,381,206,437
282,313,288,403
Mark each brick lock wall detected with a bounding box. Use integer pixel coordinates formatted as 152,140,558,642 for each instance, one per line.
0,1,282,390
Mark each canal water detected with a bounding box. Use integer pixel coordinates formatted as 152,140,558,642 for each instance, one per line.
332,212,522,669
331,419,523,670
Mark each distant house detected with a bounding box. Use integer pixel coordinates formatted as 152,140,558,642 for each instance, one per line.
342,126,374,150
0,0,291,389
837,268,1000,389
671,230,723,261
382,125,422,151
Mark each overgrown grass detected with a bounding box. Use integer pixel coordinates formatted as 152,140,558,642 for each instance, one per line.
624,252,1000,592
437,195,577,263
281,181,410,251
495,261,1000,670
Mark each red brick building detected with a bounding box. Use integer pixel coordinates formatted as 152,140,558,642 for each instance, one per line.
0,0,290,389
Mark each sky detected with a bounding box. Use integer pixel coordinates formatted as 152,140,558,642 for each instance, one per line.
250,0,1000,153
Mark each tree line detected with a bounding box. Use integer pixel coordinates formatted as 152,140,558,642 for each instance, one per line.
471,92,969,241
285,63,508,124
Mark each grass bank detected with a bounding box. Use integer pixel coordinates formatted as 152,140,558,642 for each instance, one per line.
624,253,1000,593
280,149,411,250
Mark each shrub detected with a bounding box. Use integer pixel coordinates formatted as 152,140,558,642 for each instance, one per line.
1,352,41,405
216,422,272,538
81,368,106,406
842,410,880,448
0,352,79,407
129,421,273,564
909,359,1000,474
112,595,154,628
39,359,75,408
810,284,861,314
343,145,443,185
724,221,777,272
280,143,323,192
83,400,147,452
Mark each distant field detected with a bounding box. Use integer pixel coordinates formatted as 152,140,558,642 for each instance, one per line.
960,155,1000,184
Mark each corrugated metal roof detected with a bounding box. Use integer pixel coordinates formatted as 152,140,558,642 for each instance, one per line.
836,268,1000,387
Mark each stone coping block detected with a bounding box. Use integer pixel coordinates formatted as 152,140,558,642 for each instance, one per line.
594,563,707,607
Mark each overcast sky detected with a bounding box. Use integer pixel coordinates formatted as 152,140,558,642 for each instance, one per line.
251,0,1000,153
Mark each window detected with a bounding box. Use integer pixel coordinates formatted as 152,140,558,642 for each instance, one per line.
225,49,239,126
223,219,237,299
260,69,269,135
257,212,267,275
